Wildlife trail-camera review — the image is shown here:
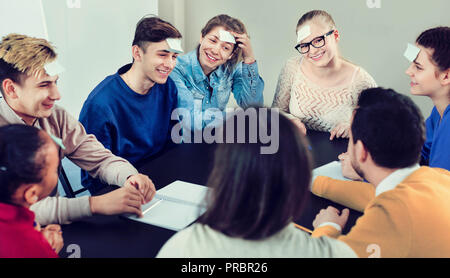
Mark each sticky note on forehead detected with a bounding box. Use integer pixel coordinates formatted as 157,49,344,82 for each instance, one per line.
219,30,236,44
44,60,65,76
404,43,421,62
297,25,311,43
166,38,184,54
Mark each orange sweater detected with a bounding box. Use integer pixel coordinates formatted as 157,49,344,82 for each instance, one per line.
311,167,450,258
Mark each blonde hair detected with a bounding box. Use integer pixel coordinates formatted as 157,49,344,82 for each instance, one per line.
0,34,57,78
296,10,336,32
296,10,354,65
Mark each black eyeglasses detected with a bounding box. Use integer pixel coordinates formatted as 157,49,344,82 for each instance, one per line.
295,30,335,54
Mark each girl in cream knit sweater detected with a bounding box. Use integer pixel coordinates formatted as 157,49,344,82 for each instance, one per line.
272,10,377,139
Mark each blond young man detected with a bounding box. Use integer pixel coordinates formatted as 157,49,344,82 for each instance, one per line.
0,34,155,225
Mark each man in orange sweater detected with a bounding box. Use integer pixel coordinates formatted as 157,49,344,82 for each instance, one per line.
311,87,450,258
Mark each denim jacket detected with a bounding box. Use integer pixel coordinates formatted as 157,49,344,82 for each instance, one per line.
170,50,264,130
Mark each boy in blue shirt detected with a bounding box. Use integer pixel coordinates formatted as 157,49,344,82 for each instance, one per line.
341,26,449,180
406,26,450,171
79,16,183,194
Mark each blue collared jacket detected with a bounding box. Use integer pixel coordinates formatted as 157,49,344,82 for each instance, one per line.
421,104,450,171
170,50,264,130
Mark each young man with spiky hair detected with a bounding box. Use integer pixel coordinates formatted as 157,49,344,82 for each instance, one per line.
0,34,156,226
79,16,183,194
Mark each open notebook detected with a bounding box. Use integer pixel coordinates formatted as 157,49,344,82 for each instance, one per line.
126,180,208,231
312,161,351,182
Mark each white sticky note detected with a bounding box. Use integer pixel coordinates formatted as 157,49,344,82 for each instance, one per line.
297,25,311,43
166,38,184,54
404,43,421,62
219,30,236,44
44,60,65,76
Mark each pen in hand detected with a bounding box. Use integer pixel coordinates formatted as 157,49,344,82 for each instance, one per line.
143,199,163,215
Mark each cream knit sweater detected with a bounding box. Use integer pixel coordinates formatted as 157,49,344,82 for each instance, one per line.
272,56,377,132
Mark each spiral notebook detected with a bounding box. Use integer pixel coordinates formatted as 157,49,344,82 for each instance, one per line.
126,180,208,231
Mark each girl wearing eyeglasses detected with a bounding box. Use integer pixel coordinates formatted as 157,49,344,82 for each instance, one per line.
272,10,377,139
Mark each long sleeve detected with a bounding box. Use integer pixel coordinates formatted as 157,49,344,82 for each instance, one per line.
311,225,342,239
350,67,378,104
312,176,375,212
78,101,114,190
79,102,113,152
171,65,229,131
166,87,180,145
170,65,195,113
30,195,91,225
231,62,264,108
313,196,412,258
157,223,357,258
272,59,294,113
327,67,378,129
170,66,201,130
429,124,450,170
52,107,138,187
0,204,59,257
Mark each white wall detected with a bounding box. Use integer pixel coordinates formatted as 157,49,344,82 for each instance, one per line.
0,0,48,39
41,0,158,117
179,0,450,117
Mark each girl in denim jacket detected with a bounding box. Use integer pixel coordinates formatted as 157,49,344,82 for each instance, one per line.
170,14,264,131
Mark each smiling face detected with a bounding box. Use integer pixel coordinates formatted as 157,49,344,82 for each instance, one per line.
137,40,179,84
198,26,235,76
297,20,339,67
4,73,60,125
405,45,445,98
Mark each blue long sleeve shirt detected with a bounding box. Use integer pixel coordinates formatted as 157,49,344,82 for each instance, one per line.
421,105,450,171
170,50,264,130
79,64,178,192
